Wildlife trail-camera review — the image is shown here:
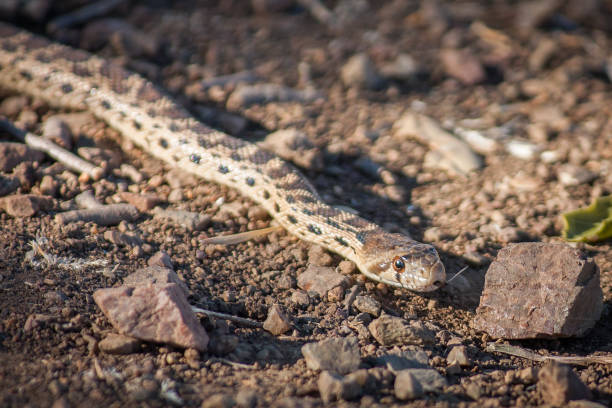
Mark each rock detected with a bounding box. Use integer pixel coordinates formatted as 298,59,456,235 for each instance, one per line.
394,371,424,400
39,175,58,197
1,194,54,217
148,251,174,270
263,304,292,335
447,345,471,367
301,336,360,374
208,334,239,356
98,333,141,354
472,243,603,339
439,49,486,85
307,245,334,266
0,95,28,117
291,290,310,306
557,165,597,186
515,0,561,32
123,266,189,298
0,174,19,197
103,230,143,247
153,208,211,231
201,393,236,408
42,116,73,149
353,295,381,316
93,283,209,351
259,129,323,171
226,83,321,109
380,53,420,81
368,314,435,346
538,362,591,406
317,371,362,403
377,349,429,373
518,367,539,384
82,19,159,59
340,54,384,90
506,139,540,160
251,0,294,14
119,192,162,212
297,265,350,297
235,389,258,408
0,142,45,172
402,368,448,393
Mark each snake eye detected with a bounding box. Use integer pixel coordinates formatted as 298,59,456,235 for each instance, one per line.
392,257,405,272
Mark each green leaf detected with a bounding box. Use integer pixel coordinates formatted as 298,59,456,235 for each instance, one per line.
562,196,612,242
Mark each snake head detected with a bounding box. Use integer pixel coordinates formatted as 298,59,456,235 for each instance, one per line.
362,232,446,292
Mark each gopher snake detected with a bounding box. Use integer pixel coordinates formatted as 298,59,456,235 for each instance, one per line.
0,23,445,291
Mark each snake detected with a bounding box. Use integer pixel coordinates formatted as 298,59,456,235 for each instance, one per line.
0,23,445,292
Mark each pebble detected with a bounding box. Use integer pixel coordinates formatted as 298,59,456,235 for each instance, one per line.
0,142,45,172
307,245,334,267
235,389,258,408
439,48,486,85
353,295,381,316
557,165,597,186
98,333,142,355
297,265,350,297
119,192,162,212
263,304,292,335
201,393,236,408
260,129,323,171
39,175,58,197
394,371,424,400
368,314,435,346
123,266,190,298
93,283,209,351
153,208,211,231
401,368,448,393
0,174,19,197
301,336,360,374
376,349,429,372
517,366,538,384
538,362,592,406
380,53,420,81
340,53,384,90
318,371,361,403
208,334,239,356
0,95,28,117
1,194,54,217
446,345,471,367
505,139,540,160
103,230,143,247
338,260,356,275
42,116,73,149
290,290,310,306
226,83,321,109
472,243,603,339
148,251,174,270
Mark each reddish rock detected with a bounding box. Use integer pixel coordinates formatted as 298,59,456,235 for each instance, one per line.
148,250,174,270
368,314,435,346
473,243,603,339
439,49,486,85
1,194,54,217
119,192,162,212
123,266,189,298
98,333,141,355
93,283,208,351
297,265,350,298
263,304,292,335
538,362,591,406
0,142,45,172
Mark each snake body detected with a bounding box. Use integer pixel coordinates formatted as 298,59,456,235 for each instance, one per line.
0,23,445,291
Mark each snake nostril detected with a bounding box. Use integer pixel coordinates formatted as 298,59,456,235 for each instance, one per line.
433,280,444,288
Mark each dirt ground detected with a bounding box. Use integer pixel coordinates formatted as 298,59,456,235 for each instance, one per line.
1,0,612,407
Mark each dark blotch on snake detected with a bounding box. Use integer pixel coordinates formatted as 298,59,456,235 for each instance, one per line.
190,154,201,164
101,100,111,109
302,208,314,216
219,165,229,174
169,123,179,132
308,225,322,235
335,237,349,247
20,70,32,80
246,177,255,186
230,152,242,161
133,120,142,130
287,215,298,224
326,219,342,229
356,232,366,244
263,190,270,199
159,138,168,148
285,195,295,204
274,203,280,212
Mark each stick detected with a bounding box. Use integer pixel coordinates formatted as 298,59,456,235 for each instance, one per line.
486,343,612,366
55,203,138,226
201,225,283,245
0,119,104,182
47,0,126,31
192,307,263,329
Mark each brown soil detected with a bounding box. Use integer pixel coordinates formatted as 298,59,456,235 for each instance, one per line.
1,1,612,407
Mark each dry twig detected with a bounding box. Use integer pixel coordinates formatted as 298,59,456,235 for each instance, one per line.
486,343,612,366
192,307,263,329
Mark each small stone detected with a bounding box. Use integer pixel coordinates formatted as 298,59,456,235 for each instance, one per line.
402,368,448,393
307,245,334,266
260,129,323,171
291,290,310,306
538,362,591,406
353,295,381,316
380,53,420,81
340,53,384,90
327,285,345,302
0,95,28,117
394,371,424,400
42,116,73,149
0,174,19,197
338,260,356,275
51,397,69,408
103,230,143,247
446,345,471,367
297,265,350,297
506,140,540,160
153,208,211,231
119,192,162,212
557,165,597,186
123,266,190,298
317,371,362,403
377,349,429,373
235,389,258,408
518,366,538,384
0,143,45,172
148,251,174,269
201,393,236,408
368,314,435,346
98,333,141,354
247,205,269,222
263,304,292,335
93,283,209,351
464,382,483,400
301,336,360,374
276,274,296,290
1,194,54,217
472,243,603,339
208,334,239,356
439,49,486,85
167,188,184,203
39,175,58,197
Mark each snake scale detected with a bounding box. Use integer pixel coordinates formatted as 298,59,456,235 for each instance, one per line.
0,22,445,291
